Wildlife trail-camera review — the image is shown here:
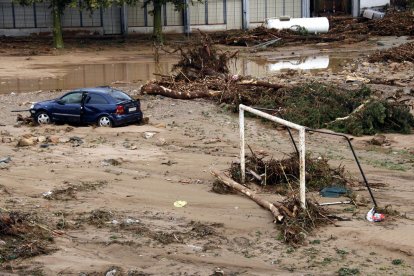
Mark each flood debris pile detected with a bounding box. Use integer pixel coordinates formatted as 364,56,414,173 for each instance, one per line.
172,33,234,81
278,196,332,245
212,10,414,46
43,180,107,201
142,33,239,99
143,35,413,136
142,33,284,100
0,211,55,264
221,83,414,136
369,42,414,63
230,153,350,195
212,151,344,245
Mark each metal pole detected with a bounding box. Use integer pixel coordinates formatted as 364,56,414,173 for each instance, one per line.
306,128,377,207
299,127,306,209
33,3,37,28
242,0,249,30
183,0,190,34
205,0,208,25
239,107,245,183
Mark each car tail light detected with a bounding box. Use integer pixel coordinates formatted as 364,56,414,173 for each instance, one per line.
116,105,124,115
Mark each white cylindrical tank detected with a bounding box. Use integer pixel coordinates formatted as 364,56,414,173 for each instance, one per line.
264,17,330,34
268,55,330,71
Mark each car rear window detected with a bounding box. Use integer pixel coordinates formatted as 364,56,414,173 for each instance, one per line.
110,90,132,102
86,94,108,104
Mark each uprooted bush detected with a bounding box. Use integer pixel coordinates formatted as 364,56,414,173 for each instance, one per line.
230,152,351,195
329,100,414,136
0,211,55,264
220,83,414,136
170,32,236,81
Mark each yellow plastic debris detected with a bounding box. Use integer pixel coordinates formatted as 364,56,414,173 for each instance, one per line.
174,200,187,208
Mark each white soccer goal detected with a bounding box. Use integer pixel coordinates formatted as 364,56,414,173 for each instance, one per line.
239,104,307,209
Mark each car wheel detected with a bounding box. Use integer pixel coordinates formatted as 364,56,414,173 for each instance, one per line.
35,111,51,125
98,116,112,127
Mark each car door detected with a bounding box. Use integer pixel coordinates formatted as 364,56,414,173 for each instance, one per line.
82,92,110,124
52,92,83,123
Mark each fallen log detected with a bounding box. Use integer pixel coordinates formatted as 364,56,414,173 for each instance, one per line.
237,79,285,90
211,170,294,222
141,83,221,99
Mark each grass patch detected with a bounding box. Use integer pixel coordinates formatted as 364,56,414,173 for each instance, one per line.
338,267,360,276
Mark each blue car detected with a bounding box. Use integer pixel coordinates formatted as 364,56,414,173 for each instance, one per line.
30,86,143,127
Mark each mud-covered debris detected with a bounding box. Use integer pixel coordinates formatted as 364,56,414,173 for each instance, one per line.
211,179,237,194
69,136,83,147
212,11,414,46
171,32,236,81
0,211,55,262
278,197,332,245
102,158,122,166
369,42,414,63
230,152,350,194
87,209,114,227
369,134,389,146
16,137,35,147
16,114,33,126
143,132,157,139
43,180,107,200
0,156,11,164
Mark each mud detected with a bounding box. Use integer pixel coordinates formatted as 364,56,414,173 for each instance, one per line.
0,37,414,275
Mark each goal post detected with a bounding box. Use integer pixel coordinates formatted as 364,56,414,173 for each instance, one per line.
239,104,307,209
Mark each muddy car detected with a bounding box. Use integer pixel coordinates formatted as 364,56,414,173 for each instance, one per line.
30,86,143,127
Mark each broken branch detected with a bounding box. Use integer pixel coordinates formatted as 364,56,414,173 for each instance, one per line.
211,170,294,221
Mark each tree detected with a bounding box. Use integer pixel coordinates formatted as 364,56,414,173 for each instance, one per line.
143,0,200,44
14,0,198,48
14,0,117,49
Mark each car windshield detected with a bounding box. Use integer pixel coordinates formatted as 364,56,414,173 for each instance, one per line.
110,90,132,102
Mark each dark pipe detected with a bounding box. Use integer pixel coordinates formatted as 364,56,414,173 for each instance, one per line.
306,128,378,208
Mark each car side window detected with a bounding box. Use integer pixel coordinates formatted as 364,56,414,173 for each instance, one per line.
86,94,108,104
61,92,83,104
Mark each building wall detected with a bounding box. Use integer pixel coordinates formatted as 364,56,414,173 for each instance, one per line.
0,0,303,36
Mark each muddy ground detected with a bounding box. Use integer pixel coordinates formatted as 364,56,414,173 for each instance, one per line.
0,35,414,275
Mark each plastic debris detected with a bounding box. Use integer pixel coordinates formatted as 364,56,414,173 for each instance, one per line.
42,191,53,197
366,207,385,222
0,156,11,163
320,187,349,198
174,200,187,208
143,132,157,139
125,218,140,224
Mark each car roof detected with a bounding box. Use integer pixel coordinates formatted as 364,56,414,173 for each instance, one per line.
72,86,121,94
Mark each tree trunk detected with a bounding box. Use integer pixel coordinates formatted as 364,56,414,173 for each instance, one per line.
141,83,221,99
211,170,292,222
52,5,64,49
153,1,163,45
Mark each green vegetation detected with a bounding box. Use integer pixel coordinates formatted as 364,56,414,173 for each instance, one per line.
338,267,360,276
224,83,414,136
392,259,403,265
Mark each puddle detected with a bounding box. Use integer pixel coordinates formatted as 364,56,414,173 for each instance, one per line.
231,55,349,76
0,55,349,94
0,62,175,94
